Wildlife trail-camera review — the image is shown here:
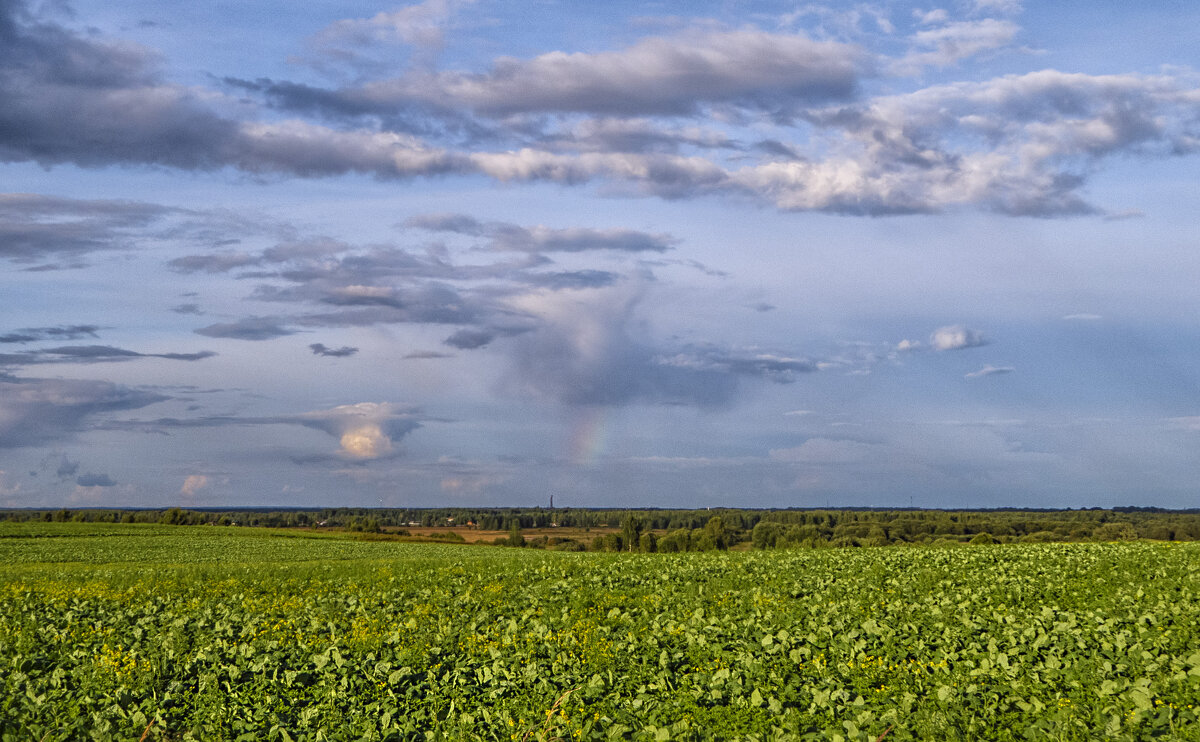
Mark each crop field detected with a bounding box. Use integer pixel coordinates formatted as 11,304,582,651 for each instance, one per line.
2,524,1199,741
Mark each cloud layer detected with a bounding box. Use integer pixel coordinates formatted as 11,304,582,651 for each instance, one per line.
0,1,1194,217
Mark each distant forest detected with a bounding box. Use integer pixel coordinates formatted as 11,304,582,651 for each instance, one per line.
4,506,1200,552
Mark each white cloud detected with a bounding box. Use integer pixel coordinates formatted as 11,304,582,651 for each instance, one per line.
406,29,865,116
297,402,421,459
893,19,1020,74
307,0,477,70
0,470,20,497
930,324,987,351
971,0,1023,15
770,438,880,464
965,365,1014,378
1165,417,1200,432
916,9,950,25
180,474,209,496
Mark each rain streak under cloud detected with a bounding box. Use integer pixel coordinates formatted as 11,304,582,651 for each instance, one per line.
2,0,1200,508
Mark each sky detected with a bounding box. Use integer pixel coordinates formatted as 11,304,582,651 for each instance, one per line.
2,0,1200,510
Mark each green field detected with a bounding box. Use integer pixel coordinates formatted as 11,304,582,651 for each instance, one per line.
2,524,1198,740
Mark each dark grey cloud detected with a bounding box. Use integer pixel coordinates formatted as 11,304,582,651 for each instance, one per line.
76,472,116,487
171,303,204,315
524,270,621,290
309,343,358,357
0,1,468,178
444,328,494,350
170,237,352,275
55,455,79,480
0,324,100,343
0,1,239,170
0,376,168,447
0,344,216,365
194,317,297,341
403,350,453,359
168,252,261,274
755,139,806,162
0,193,175,263
407,213,677,253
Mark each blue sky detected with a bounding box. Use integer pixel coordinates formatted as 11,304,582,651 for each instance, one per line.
3,0,1199,509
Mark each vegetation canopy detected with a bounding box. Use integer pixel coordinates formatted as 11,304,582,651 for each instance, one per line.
2,522,1198,740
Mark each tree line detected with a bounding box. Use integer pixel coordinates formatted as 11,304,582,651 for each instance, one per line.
5,506,1200,551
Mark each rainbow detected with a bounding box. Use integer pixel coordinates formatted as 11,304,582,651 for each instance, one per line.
567,406,609,467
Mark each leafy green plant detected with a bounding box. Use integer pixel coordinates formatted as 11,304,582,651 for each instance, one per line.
1,525,1198,740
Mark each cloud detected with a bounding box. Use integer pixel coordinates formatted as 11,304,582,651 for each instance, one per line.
770,438,881,464
171,303,204,315
1166,417,1200,432
305,0,476,72
180,474,209,496
407,214,677,253
0,324,101,343
655,345,817,383
295,402,422,459
194,317,297,341
106,402,423,461
930,325,988,351
540,117,740,156
737,70,1200,215
393,29,865,116
168,252,261,274
1062,313,1102,321
0,194,176,264
309,343,359,357
54,454,79,479
893,19,1020,74
75,472,116,487
499,283,763,407
965,364,1014,378
267,27,864,120
443,328,495,350
1,1,1196,218
0,376,168,447
0,345,216,365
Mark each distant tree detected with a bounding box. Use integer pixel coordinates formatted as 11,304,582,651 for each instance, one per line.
508,520,525,547
1093,522,1137,542
620,516,643,552
703,516,728,550
752,521,785,549
639,532,657,553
